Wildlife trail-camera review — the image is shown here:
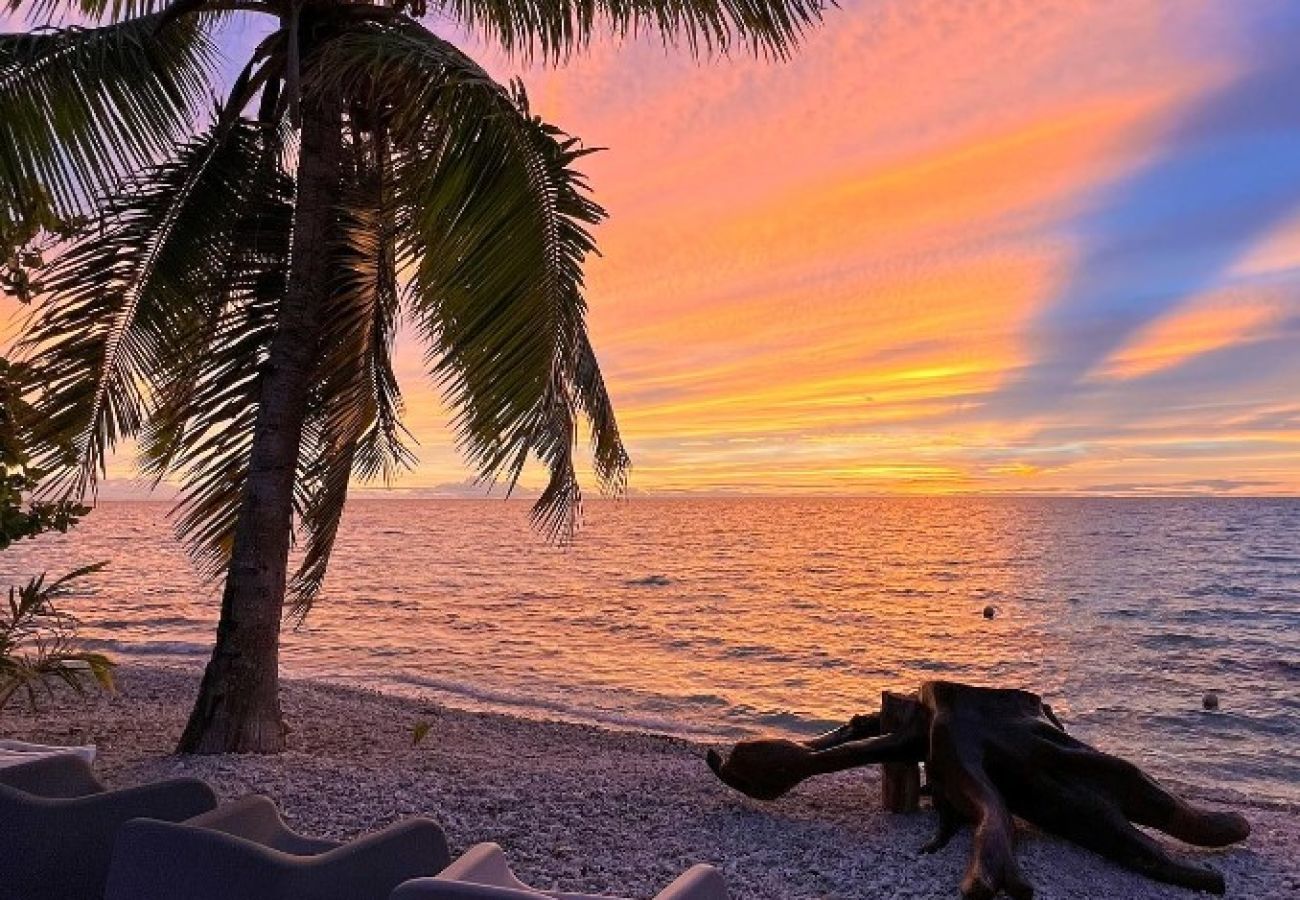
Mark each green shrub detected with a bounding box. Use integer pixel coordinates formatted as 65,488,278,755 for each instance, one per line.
0,565,115,714
0,356,112,715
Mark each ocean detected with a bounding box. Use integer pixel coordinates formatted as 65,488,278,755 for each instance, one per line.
3,497,1297,805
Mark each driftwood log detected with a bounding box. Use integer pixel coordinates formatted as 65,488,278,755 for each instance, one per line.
707,681,1249,898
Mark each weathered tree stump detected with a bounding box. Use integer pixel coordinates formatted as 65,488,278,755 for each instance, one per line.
707,681,1249,898
880,690,922,813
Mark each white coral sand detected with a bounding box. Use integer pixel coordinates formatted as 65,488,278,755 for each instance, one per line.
3,665,1296,899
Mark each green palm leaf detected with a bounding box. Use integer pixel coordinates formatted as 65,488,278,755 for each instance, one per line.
440,0,829,61
139,122,294,576
19,117,281,504
574,328,629,493
0,11,215,230
289,169,414,611
317,21,629,539
331,165,412,488
6,1,175,24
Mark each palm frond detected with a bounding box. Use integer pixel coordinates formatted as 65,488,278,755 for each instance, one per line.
436,0,829,61
316,22,629,539
289,168,414,611
344,170,414,487
18,117,278,503
138,122,294,577
574,329,629,492
6,1,179,24
0,11,215,228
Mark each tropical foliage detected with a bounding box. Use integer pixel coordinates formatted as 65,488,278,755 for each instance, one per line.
9,7,640,603
0,356,112,716
2,0,826,750
0,358,88,548
0,563,114,715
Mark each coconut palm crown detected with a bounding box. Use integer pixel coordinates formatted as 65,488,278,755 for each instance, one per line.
1,0,826,752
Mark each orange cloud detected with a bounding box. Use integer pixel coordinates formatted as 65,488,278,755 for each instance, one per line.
5,0,1300,498
1090,288,1287,382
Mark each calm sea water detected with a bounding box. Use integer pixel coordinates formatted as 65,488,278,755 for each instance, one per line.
3,498,1298,804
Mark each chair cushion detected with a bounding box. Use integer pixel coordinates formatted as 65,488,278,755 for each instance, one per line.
0,740,97,768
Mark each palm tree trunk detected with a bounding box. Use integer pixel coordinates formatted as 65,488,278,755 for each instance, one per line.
177,87,343,754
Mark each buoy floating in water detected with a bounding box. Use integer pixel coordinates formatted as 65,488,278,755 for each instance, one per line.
1202,692,1220,711
982,605,998,619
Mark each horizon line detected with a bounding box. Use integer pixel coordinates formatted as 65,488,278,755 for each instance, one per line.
88,491,1300,502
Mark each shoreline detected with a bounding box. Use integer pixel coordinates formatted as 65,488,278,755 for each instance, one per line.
3,664,1297,898
70,651,1300,816
97,651,1299,815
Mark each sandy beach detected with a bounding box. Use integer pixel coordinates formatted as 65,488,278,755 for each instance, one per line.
2,665,1295,899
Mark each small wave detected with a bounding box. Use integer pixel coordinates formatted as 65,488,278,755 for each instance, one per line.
93,616,200,630
377,671,855,743
913,658,961,672
376,671,734,740
625,574,672,587
722,644,791,662
754,710,822,731
682,692,730,707
732,708,846,735
1144,709,1299,739
1189,583,1257,599
81,638,209,657
1140,633,1218,650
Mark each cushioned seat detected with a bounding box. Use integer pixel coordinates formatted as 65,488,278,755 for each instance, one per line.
0,739,96,768
0,754,217,900
390,843,729,900
0,751,105,798
183,794,342,854
104,794,451,900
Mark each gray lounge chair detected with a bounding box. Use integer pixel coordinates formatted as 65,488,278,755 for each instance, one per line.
0,754,216,900
0,751,103,798
390,843,729,900
0,738,96,768
104,794,451,900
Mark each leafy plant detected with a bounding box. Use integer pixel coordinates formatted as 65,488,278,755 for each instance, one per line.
0,358,89,548
0,564,115,715
0,356,111,715
0,181,84,304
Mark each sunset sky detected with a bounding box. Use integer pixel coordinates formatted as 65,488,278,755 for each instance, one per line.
6,0,1300,497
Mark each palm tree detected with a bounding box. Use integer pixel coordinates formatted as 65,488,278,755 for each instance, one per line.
2,0,826,753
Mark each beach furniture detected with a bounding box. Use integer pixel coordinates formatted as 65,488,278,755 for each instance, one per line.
0,738,96,768
0,750,103,797
390,842,729,900
0,753,216,900
104,794,451,900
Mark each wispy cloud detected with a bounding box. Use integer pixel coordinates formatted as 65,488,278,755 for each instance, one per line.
5,0,1299,496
